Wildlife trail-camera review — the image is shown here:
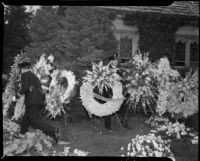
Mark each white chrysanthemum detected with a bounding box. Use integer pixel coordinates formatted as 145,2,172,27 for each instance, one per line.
33,54,53,80
80,81,124,117
47,54,54,63
123,134,175,159
11,95,25,121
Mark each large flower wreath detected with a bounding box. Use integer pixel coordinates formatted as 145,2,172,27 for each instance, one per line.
80,61,124,117
45,69,76,118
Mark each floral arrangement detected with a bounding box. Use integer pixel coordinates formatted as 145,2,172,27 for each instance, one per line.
45,69,76,118
166,70,198,118
150,57,180,116
145,116,199,144
121,133,175,160
32,53,54,80
80,61,124,117
3,52,29,117
82,61,122,94
45,86,65,119
80,81,124,117
123,52,158,114
3,118,53,156
49,70,76,103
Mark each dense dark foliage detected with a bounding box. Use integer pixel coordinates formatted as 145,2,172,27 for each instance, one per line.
3,6,33,73
25,6,118,78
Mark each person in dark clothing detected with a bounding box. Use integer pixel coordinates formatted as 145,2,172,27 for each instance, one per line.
17,61,60,143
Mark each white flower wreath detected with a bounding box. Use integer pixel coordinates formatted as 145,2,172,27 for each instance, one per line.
45,69,76,118
80,81,124,117
49,70,76,103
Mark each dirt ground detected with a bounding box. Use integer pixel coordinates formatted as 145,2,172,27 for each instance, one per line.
42,114,198,160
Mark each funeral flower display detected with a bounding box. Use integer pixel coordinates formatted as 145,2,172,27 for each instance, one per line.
45,69,76,118
3,52,29,118
122,133,175,160
80,61,124,117
49,70,76,103
166,70,198,118
145,116,199,144
149,57,180,116
32,54,54,80
82,61,122,94
123,52,158,114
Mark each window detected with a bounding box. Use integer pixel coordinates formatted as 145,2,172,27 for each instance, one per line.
174,41,185,66
112,17,139,65
190,42,199,68
175,26,199,69
120,37,132,59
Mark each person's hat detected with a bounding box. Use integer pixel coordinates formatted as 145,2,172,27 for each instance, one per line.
18,59,31,68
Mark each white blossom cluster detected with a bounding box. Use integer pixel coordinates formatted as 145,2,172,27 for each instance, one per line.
149,57,180,116
145,116,199,144
82,61,121,94
166,70,198,118
11,95,25,121
45,87,65,119
150,57,180,89
32,54,54,80
45,69,76,118
52,147,89,156
122,133,175,160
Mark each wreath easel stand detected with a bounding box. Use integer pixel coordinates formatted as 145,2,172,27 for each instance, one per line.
92,93,123,130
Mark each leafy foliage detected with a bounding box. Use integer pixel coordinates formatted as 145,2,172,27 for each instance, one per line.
3,118,53,156
3,6,32,73
25,6,117,78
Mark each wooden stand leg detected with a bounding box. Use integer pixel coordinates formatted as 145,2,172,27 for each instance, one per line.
115,114,123,129
63,114,68,141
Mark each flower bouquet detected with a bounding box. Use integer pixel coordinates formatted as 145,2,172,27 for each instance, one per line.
122,133,175,160
80,61,124,117
145,116,198,144
123,51,158,114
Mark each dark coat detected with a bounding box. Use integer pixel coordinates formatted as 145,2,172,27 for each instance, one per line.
19,71,45,106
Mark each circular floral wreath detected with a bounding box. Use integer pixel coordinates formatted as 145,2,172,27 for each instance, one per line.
44,69,76,118
49,70,76,103
80,81,124,117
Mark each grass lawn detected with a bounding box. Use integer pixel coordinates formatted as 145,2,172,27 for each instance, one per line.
36,114,198,160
